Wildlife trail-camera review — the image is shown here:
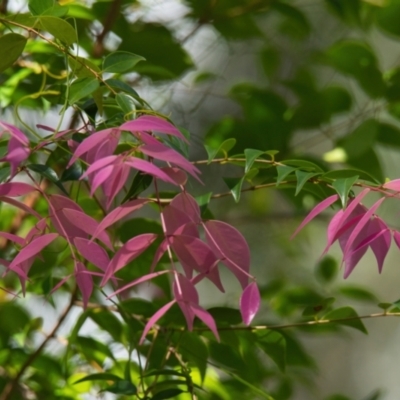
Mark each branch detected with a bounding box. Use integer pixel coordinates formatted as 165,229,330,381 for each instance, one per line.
73,300,400,333
0,289,77,400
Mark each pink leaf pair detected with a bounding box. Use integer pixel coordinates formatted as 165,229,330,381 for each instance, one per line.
0,121,30,177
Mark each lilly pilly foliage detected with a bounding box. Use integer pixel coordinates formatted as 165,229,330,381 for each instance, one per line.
2,1,400,400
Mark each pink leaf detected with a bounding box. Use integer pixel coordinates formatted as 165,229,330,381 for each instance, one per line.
368,218,391,273
291,194,339,239
0,182,36,197
62,209,113,250
240,282,261,325
107,270,171,297
173,273,199,304
393,231,400,250
171,235,224,291
80,155,118,180
0,196,41,219
191,304,220,341
343,197,385,256
383,179,400,191
0,232,25,246
74,238,110,271
150,239,169,272
102,163,131,209
91,199,149,241
323,205,366,256
160,167,188,185
0,121,29,145
125,157,178,185
120,115,187,142
162,203,195,236
204,220,250,289
139,300,176,344
140,142,201,182
76,261,93,309
170,192,201,224
68,128,119,166
9,233,58,271
1,137,30,177
102,233,158,285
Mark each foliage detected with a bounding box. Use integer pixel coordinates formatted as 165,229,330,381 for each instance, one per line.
1,1,400,400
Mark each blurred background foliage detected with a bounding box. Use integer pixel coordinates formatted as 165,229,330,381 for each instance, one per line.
2,0,400,399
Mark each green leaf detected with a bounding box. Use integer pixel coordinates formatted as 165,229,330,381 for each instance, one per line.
101,380,137,395
338,286,378,303
204,138,236,163
0,33,27,73
244,149,264,173
116,93,136,115
255,330,286,372
89,309,124,343
322,168,378,184
68,56,101,79
122,173,153,203
39,16,77,46
325,0,361,25
27,164,68,195
315,256,338,284
69,77,100,104
74,373,122,384
377,302,392,311
0,167,11,183
324,41,385,98
377,1,400,38
295,170,321,196
179,332,208,382
151,389,185,400
105,79,144,101
281,159,324,172
223,176,245,203
103,51,145,73
143,370,187,378
337,119,378,159
332,175,359,208
60,163,83,182
28,0,54,15
276,165,297,186
195,192,212,217
323,307,367,334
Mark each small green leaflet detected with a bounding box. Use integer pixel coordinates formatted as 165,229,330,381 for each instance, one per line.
195,192,212,216
276,165,297,186
322,306,367,334
103,51,145,73
204,138,236,163
27,164,68,195
244,148,264,173
223,168,259,202
0,33,27,73
281,159,324,172
39,16,77,46
332,175,359,208
60,163,83,182
69,77,100,104
295,170,321,196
